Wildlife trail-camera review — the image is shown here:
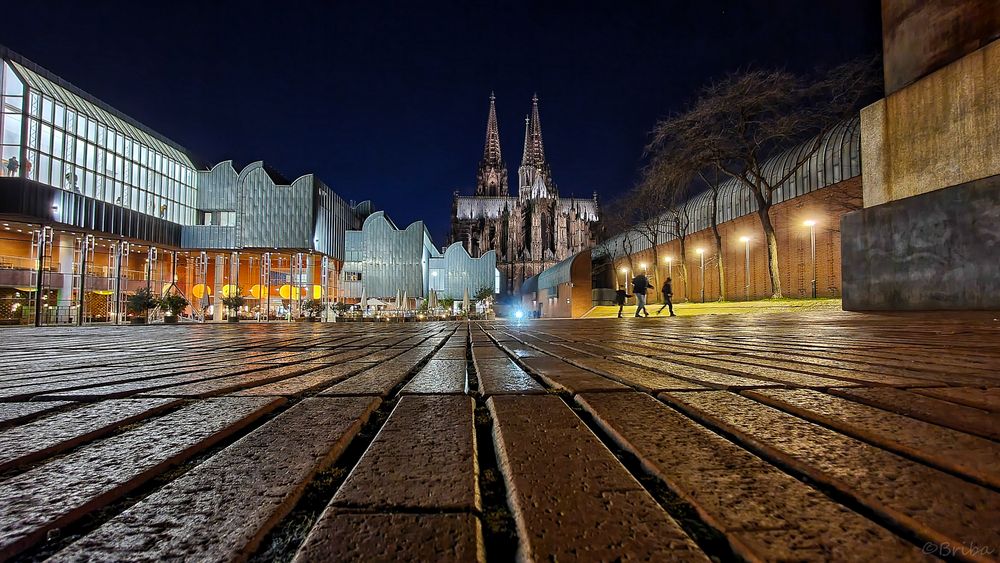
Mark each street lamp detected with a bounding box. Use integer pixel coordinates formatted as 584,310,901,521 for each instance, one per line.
739,236,750,301
665,256,673,278
697,248,705,303
620,266,629,292
804,220,817,298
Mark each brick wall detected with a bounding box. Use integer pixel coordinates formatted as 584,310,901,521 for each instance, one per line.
613,178,862,302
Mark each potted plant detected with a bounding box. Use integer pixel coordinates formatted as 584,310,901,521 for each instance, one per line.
158,293,189,324
304,298,325,321
222,289,246,323
127,287,157,325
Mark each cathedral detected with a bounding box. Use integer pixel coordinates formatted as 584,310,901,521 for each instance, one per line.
450,94,600,293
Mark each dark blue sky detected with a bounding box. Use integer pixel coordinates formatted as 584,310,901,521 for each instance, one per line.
4,1,880,243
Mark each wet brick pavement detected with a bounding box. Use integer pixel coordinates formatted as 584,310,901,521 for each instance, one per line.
0,310,997,562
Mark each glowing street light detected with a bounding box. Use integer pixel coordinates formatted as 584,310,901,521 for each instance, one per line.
665,256,673,278
697,248,705,303
739,236,751,301
804,220,817,298
619,266,630,293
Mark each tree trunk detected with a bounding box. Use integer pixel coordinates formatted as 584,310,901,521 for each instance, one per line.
756,204,782,298
678,235,690,301
650,242,661,303
709,194,726,301
713,227,725,301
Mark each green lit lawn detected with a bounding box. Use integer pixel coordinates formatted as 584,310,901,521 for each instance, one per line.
583,298,843,318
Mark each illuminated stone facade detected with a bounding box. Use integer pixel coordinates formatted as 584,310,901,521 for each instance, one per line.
450,94,599,293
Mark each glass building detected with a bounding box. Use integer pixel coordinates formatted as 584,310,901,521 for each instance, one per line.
0,45,373,325
342,211,499,305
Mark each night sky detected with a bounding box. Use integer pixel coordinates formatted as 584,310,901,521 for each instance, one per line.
4,1,881,244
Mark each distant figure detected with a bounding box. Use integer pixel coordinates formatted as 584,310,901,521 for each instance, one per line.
614,288,631,318
658,277,676,316
632,273,650,317
5,156,18,176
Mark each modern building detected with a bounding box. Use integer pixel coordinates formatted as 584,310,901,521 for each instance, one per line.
341,211,499,305
450,94,599,294
0,45,473,325
593,117,863,305
518,249,592,318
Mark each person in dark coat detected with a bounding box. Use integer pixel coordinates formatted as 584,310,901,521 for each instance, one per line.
614,288,631,318
631,273,650,317
658,277,676,316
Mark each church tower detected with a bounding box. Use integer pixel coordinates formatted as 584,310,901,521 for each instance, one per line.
475,93,508,197
518,94,557,200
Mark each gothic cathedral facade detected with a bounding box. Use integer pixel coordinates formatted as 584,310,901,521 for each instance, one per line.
450,94,599,293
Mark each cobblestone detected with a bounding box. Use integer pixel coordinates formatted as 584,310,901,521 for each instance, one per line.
488,394,708,561
745,388,1000,488
333,395,478,511
294,512,484,563
0,398,178,471
0,397,282,560
661,390,1000,552
50,397,378,562
576,391,929,561
0,311,996,561
833,387,1000,440
400,359,468,394
0,400,71,425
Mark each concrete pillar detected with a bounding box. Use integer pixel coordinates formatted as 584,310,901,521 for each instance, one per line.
58,235,75,322
214,254,225,321
305,254,315,301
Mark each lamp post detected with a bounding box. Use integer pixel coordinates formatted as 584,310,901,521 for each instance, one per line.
804,220,817,298
665,256,672,278
699,249,706,303
739,236,750,301
620,267,630,293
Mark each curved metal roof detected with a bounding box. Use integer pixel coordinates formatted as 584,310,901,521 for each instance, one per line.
595,117,861,258
537,250,589,292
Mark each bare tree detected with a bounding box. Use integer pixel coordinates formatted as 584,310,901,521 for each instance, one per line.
593,197,634,289
669,198,692,302
627,177,673,301
650,59,879,298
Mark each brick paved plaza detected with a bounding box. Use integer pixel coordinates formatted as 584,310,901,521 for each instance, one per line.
0,312,998,562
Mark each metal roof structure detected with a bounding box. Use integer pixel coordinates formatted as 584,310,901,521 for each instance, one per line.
595,117,861,258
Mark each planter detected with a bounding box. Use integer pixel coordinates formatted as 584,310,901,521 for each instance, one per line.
228,317,240,323
163,316,178,324
130,317,146,325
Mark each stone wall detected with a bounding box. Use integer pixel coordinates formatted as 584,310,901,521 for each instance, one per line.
882,0,1000,94
842,174,1000,310
861,39,1000,208
613,178,862,302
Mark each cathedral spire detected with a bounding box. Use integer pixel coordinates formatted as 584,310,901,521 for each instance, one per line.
475,93,509,197
518,94,556,199
527,93,547,167
521,114,531,168
483,92,502,165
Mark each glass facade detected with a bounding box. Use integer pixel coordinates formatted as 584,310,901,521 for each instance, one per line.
2,60,198,225
0,48,369,325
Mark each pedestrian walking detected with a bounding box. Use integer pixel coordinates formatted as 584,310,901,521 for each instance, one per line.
632,273,650,317
5,156,18,176
614,288,630,318
658,277,676,316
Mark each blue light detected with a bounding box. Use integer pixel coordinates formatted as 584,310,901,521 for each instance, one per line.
514,310,524,319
